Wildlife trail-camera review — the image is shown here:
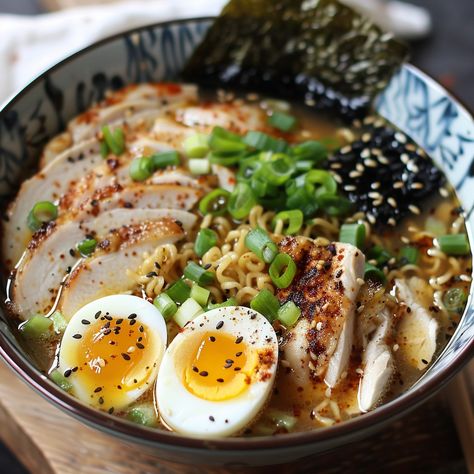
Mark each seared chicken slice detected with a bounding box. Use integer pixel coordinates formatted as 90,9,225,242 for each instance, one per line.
2,138,101,268
394,278,438,370
358,307,394,412
59,219,183,319
278,237,365,388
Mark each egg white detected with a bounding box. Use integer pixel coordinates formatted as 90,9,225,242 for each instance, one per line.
58,295,167,410
156,306,278,438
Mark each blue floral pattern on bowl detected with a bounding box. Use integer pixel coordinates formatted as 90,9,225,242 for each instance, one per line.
0,17,472,462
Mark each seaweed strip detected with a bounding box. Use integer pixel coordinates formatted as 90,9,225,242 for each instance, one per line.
182,0,409,121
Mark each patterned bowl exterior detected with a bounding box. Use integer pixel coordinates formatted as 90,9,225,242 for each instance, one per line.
0,17,472,467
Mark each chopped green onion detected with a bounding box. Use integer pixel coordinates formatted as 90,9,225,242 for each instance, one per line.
165,279,190,304
209,135,247,155
259,154,295,185
245,228,278,264
272,210,304,235
266,408,298,431
364,263,386,283
198,188,230,216
243,131,289,154
267,111,297,132
102,126,125,156
129,156,153,182
208,153,243,166
228,182,256,220
269,253,297,289
295,160,313,172
315,193,352,217
50,311,68,333
210,126,243,143
339,223,366,249
250,289,280,322
277,301,301,327
399,246,420,265
173,297,204,328
437,234,470,256
127,404,156,427
20,315,53,338
305,170,337,195
190,283,210,307
194,228,218,258
206,297,237,311
367,245,392,266
189,158,211,175
183,261,215,285
100,140,109,158
291,140,327,165
443,288,467,313
151,150,180,169
76,238,97,257
250,176,269,198
49,369,72,392
286,186,318,218
27,201,58,231
183,133,209,158
237,158,262,181
153,293,177,321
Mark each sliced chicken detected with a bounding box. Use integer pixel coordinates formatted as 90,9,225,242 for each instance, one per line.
59,218,183,319
175,102,267,134
358,307,394,412
394,277,439,370
2,138,101,268
278,237,365,388
211,164,236,192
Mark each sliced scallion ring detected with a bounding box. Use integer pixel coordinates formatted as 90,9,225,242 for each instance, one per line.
228,182,256,220
244,228,278,264
272,210,304,235
27,201,58,232
198,188,230,216
269,253,297,288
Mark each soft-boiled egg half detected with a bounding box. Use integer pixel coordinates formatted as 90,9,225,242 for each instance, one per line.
58,295,167,412
156,306,278,438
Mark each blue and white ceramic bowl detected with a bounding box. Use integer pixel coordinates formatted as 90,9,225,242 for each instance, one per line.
0,18,472,468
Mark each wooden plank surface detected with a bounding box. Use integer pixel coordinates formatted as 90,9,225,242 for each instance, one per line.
0,360,469,474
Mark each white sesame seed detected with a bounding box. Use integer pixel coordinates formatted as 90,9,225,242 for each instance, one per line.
371,181,381,189
361,148,370,158
344,185,357,191
330,162,342,169
388,257,397,265
395,132,407,143
460,274,472,282
439,187,449,198
363,116,375,125
364,159,378,168
388,217,396,226
400,153,410,164
341,146,352,154
355,368,364,375
356,277,365,286
367,213,376,224
356,163,365,172
411,182,424,190
371,148,382,156
374,119,385,128
378,156,390,165
393,344,399,352
362,133,371,143
406,143,416,152
387,197,397,208
308,361,316,371
333,174,342,184
393,181,404,189
368,192,382,199
309,351,318,361
373,199,383,207
407,162,419,173
409,204,421,215
357,304,365,314
349,171,362,178
305,98,316,107
310,319,317,328
401,236,410,244
316,321,323,331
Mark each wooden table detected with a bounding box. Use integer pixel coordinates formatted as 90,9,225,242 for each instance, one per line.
0,359,471,474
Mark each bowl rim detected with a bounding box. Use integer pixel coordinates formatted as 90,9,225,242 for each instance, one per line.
0,16,473,453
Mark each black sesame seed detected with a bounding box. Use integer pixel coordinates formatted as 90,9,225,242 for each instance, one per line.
209,336,216,342
69,248,76,257
154,262,161,269
209,416,215,422
94,387,102,393
235,336,243,344
72,366,78,372
224,362,232,369
64,369,72,378
421,359,428,365
81,319,90,325
146,271,158,278
72,334,82,339
108,407,114,414
136,343,145,349
98,397,104,405
104,321,111,329
116,319,123,325
234,367,241,371
121,353,131,361
203,263,212,270
128,313,137,319
199,371,208,377
130,319,136,326
117,385,122,390
217,378,224,383
103,329,111,335
192,366,199,373
236,352,242,357
225,359,234,364
139,326,144,333
105,315,113,321
216,321,224,330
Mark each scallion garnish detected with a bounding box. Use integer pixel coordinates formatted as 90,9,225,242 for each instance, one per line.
183,133,209,158
49,369,73,392
250,289,280,322
315,193,352,217
209,135,247,155
269,253,297,288
194,228,218,258
367,245,392,266
259,154,295,185
173,297,204,328
189,158,211,175
277,301,301,327
20,315,53,338
364,263,386,283
198,188,230,216
305,170,337,195
129,156,154,182
183,261,215,285
206,297,237,311
102,125,125,156
339,223,366,249
244,228,278,264
290,140,327,165
76,238,97,257
190,283,211,307
127,404,156,427
399,246,420,265
286,186,318,218
243,131,289,154
267,111,297,132
151,150,180,169
165,279,190,304
443,288,467,314
437,234,470,256
228,182,256,220
50,311,68,333
153,293,177,321
272,209,304,235
27,201,58,232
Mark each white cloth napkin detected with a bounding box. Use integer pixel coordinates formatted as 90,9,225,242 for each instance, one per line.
0,0,430,106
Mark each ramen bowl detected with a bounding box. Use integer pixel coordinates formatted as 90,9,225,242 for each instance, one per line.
0,17,473,468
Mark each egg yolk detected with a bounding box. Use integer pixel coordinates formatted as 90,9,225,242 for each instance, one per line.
69,316,160,410
183,332,257,401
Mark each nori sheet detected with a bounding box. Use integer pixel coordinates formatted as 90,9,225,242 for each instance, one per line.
182,0,409,121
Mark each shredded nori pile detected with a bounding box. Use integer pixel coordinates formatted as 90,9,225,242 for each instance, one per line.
328,118,445,228
182,0,408,121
